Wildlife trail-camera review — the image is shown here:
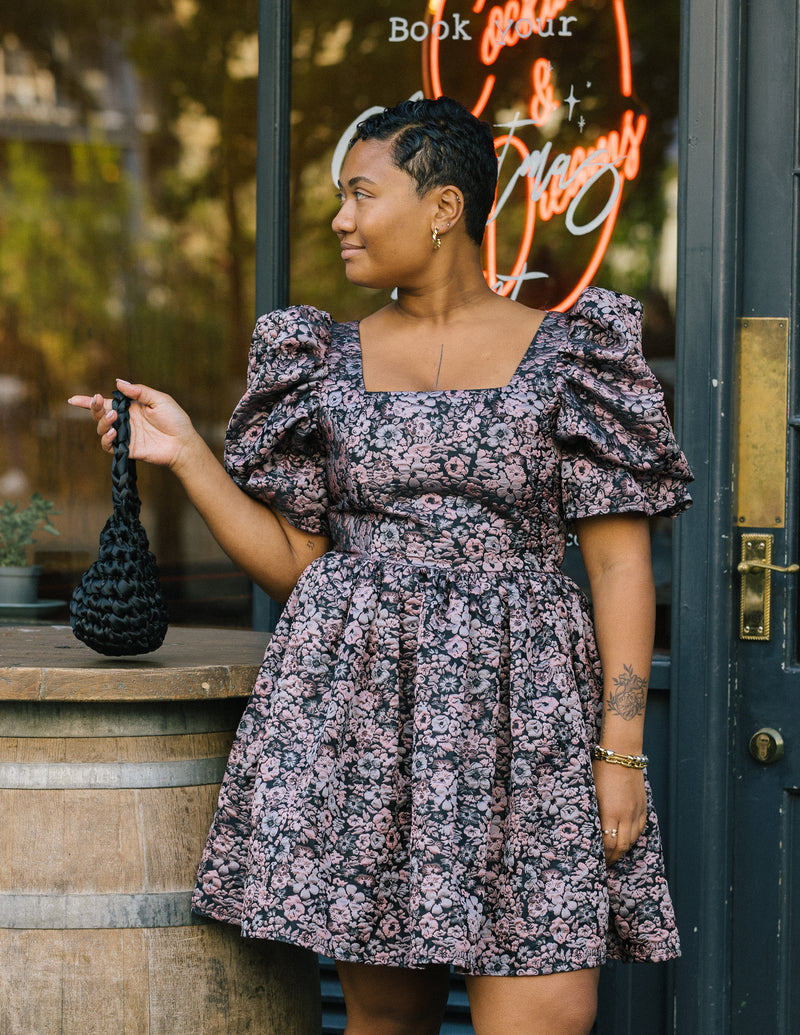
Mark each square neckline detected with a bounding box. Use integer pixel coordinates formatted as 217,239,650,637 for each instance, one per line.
353,311,555,396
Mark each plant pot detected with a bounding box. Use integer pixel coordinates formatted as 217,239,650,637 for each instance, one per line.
0,565,42,605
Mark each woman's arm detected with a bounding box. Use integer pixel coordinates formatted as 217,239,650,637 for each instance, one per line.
576,512,654,865
68,380,330,602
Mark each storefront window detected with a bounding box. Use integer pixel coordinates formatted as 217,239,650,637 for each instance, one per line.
290,0,681,646
0,3,259,626
1,2,680,640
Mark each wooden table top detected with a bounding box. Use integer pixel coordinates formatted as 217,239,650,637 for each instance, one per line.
0,625,268,701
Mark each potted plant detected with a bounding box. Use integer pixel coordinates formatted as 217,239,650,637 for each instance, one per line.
0,493,60,605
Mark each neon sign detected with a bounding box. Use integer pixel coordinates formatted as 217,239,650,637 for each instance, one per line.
332,1,646,312
422,0,647,310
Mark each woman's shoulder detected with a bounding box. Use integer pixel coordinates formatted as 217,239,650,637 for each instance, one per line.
253,305,334,350
560,287,643,362
242,306,339,394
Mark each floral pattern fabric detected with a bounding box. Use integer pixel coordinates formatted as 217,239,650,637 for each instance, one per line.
192,287,693,975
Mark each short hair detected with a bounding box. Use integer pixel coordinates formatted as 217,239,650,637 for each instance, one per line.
350,97,497,246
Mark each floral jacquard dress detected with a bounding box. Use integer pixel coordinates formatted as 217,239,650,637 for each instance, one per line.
191,286,693,976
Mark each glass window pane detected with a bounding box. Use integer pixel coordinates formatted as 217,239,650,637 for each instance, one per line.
290,0,680,647
1,5,259,628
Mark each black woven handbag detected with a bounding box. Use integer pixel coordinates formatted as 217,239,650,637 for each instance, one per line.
70,390,169,655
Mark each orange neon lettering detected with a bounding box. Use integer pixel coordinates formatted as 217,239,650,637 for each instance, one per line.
557,188,623,311
424,0,645,310
480,0,574,65
528,58,560,126
426,0,496,116
535,110,647,221
613,0,633,96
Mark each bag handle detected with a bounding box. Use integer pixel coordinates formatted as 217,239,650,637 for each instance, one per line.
110,390,142,521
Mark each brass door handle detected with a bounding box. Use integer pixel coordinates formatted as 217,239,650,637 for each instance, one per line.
739,534,798,640
737,560,800,574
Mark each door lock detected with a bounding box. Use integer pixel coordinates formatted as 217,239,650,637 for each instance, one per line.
748,728,785,764
738,533,799,640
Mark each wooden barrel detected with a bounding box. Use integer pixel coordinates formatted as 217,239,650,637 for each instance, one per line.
0,627,321,1035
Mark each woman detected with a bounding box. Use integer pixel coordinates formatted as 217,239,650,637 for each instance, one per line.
70,97,692,1035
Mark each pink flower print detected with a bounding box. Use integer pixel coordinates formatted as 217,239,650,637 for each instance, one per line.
195,295,689,971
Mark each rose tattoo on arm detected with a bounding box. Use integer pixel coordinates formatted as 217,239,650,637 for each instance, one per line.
607,664,647,720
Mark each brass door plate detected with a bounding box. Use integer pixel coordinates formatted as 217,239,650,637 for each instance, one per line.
735,318,789,528
739,534,773,641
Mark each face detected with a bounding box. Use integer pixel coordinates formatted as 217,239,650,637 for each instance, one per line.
332,138,439,290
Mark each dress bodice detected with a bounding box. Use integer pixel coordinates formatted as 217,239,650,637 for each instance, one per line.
223,287,692,573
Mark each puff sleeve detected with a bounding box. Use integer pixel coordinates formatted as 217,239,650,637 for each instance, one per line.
224,306,332,535
555,288,693,521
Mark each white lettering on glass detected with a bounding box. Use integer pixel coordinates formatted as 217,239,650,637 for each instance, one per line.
389,15,472,42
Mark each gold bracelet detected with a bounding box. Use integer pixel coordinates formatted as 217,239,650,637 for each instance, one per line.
592,745,648,770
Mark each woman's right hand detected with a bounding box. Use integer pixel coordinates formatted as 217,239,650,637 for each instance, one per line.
68,379,199,471
71,378,331,599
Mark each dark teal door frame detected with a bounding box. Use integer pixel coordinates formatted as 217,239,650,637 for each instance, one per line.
673,0,800,1031
671,0,742,1028
255,0,291,316
253,0,292,633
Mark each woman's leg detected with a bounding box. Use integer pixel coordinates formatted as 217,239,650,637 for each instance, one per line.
464,968,600,1035
336,960,451,1035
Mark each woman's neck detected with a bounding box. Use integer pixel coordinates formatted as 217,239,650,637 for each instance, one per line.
391,266,496,326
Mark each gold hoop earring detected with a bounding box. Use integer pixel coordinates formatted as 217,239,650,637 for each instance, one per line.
432,227,442,250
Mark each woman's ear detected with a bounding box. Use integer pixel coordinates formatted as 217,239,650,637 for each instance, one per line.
433,186,464,232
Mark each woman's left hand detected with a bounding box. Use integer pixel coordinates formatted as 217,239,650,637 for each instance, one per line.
592,760,648,865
